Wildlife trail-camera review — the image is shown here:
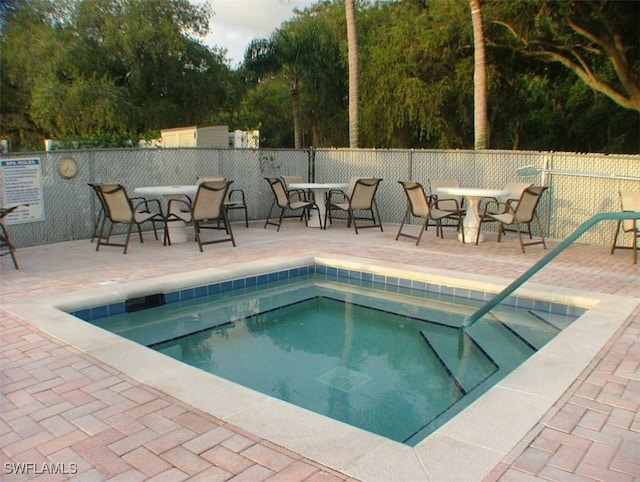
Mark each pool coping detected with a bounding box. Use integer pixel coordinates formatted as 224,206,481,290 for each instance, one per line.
4,253,638,481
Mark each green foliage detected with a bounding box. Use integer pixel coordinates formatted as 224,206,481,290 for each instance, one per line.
1,0,637,153
50,130,161,149
1,0,232,151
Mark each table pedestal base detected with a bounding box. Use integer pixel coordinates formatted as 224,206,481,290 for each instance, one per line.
166,222,189,243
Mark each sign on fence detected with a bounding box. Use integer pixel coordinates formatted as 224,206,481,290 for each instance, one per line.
0,157,45,224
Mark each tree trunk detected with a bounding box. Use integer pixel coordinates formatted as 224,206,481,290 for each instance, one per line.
345,0,360,148
470,0,488,149
290,77,303,149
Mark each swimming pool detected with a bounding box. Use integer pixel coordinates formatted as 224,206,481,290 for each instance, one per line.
7,254,632,481
74,263,582,446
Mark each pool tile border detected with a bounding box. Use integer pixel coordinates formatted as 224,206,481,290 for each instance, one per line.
73,263,584,322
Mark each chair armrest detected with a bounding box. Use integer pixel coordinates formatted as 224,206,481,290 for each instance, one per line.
432,196,463,213
326,189,349,205
228,189,246,204
286,188,307,202
165,198,192,218
134,197,163,215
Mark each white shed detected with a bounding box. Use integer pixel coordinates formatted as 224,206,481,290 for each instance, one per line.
161,125,229,148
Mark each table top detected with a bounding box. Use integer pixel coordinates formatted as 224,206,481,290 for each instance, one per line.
289,182,349,190
134,185,199,197
436,187,511,198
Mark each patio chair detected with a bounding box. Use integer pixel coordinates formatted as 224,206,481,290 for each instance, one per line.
396,181,462,245
280,175,308,202
428,179,465,236
0,204,27,269
610,191,639,264
325,176,359,218
94,184,165,254
325,178,383,233
88,183,156,243
280,175,308,221
264,177,321,231
483,182,533,214
196,176,248,227
166,180,236,251
476,186,548,253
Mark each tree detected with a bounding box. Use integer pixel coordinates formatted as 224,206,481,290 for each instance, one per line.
470,0,488,149
492,0,640,112
345,0,359,147
244,12,344,148
0,0,232,150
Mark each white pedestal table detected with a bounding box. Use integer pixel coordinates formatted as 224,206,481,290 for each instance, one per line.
289,182,349,228
436,187,511,244
134,185,198,243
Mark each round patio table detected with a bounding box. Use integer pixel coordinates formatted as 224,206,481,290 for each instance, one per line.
134,185,198,243
436,187,510,243
289,182,349,228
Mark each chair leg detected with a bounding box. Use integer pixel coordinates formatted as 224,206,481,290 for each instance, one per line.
264,200,279,230
96,217,109,251
224,211,237,246
395,217,407,241
534,215,546,249
123,225,133,254
475,218,484,245
277,208,285,231
91,207,105,243
416,220,427,246
610,220,621,254
194,220,204,252
496,224,505,243
0,224,19,269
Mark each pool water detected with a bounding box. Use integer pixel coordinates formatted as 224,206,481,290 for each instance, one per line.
81,266,582,445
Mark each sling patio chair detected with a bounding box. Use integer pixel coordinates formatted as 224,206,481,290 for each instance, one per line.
264,177,321,231
88,183,158,243
196,176,249,227
610,191,640,264
94,183,165,254
476,186,548,253
482,182,533,214
428,179,465,237
0,204,27,269
280,175,308,221
396,181,462,245
165,180,236,251
325,178,383,233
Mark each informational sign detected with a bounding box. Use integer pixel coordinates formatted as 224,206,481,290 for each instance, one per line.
0,157,45,224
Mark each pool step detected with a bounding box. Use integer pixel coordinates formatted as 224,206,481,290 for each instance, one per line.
466,320,537,372
489,307,562,351
420,325,498,395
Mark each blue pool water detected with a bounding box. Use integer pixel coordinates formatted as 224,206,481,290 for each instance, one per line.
77,264,584,445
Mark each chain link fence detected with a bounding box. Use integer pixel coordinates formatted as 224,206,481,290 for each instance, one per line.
1,147,638,248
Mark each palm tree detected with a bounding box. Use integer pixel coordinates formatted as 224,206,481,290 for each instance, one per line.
470,0,488,149
345,0,359,148
244,28,312,149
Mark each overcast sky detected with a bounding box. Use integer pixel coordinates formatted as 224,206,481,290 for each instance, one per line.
200,0,316,67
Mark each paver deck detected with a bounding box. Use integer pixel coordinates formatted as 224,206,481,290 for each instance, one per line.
1,220,638,481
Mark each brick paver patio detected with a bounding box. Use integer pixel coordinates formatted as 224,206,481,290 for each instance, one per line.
1,220,638,480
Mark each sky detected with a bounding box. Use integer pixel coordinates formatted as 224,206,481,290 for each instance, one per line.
199,0,317,67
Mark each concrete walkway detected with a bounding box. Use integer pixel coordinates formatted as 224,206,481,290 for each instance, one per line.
1,220,638,481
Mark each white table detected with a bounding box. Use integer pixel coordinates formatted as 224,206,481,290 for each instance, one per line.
436,187,510,244
134,185,198,243
289,182,349,228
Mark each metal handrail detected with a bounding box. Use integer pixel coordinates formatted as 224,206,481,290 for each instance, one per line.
463,211,640,328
